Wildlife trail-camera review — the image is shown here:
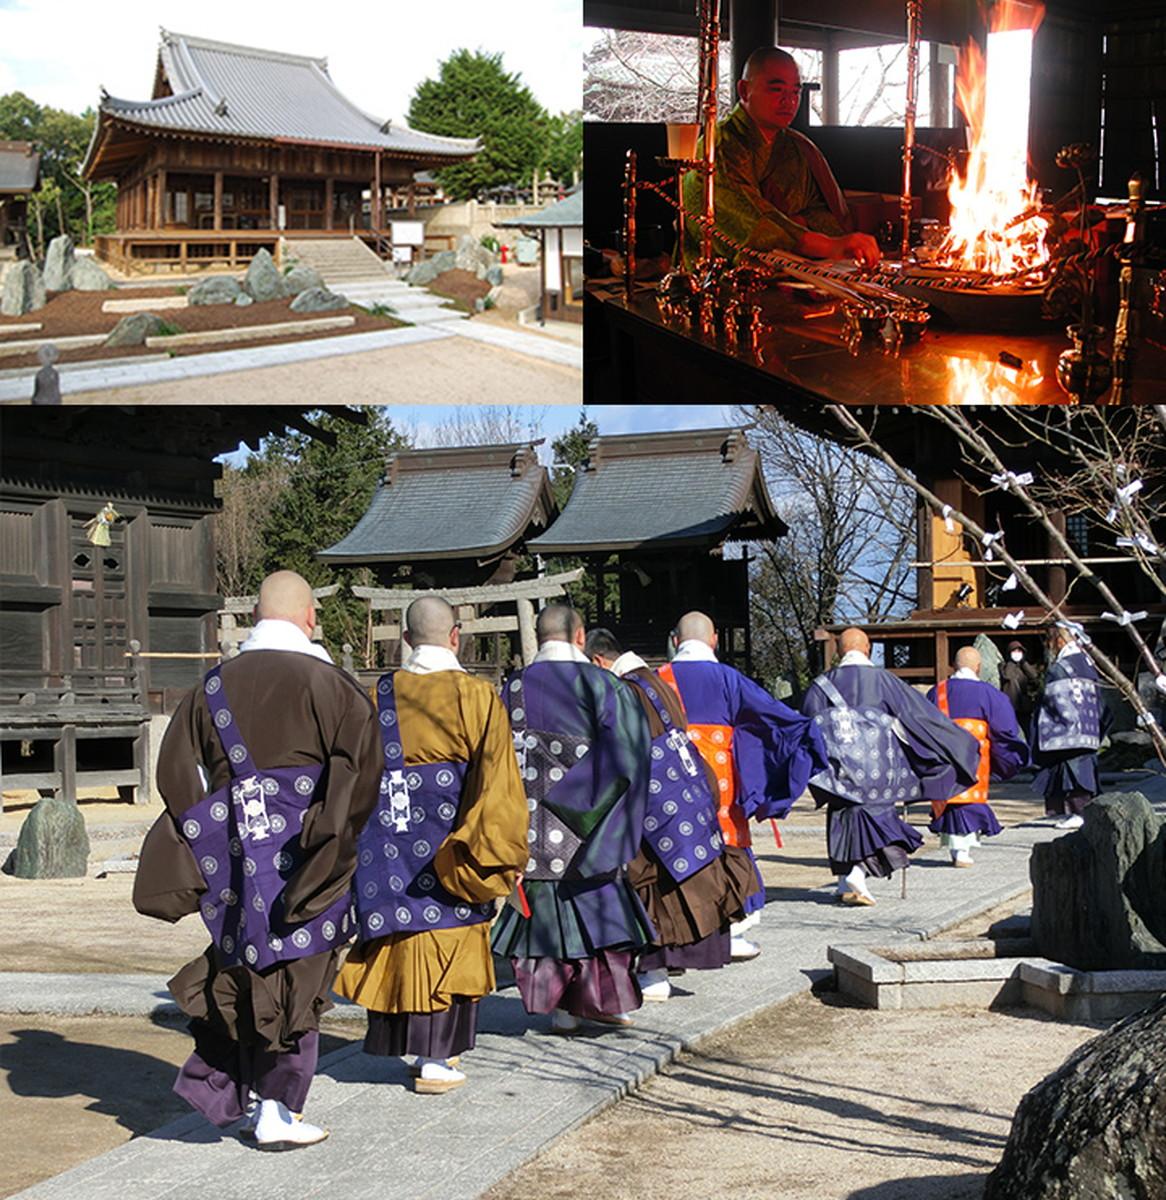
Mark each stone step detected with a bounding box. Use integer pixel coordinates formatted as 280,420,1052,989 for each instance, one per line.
102,297,188,314
0,322,44,338
0,332,107,360
143,315,355,349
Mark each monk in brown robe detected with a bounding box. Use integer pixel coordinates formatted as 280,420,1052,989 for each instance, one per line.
335,596,528,1094
134,570,382,1150
585,628,759,1001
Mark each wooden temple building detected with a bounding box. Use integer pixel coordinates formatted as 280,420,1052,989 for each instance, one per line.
0,141,40,252
804,412,1166,689
528,428,785,669
81,30,480,274
0,407,361,807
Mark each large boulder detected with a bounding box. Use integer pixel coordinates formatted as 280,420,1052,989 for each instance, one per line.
5,795,90,878
284,263,325,295
1,259,46,316
72,256,113,291
985,994,1166,1199
43,234,75,291
243,248,289,301
484,264,504,287
188,275,242,306
455,233,494,274
104,312,170,348
1030,792,1166,970
488,283,534,310
289,286,348,314
406,249,457,287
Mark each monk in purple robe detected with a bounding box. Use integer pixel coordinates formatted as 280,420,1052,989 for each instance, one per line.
657,612,827,960
802,628,980,905
585,627,760,1002
491,605,653,1034
926,646,1027,866
134,571,382,1150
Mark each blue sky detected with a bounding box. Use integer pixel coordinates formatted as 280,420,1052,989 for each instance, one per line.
217,405,740,465
0,0,581,119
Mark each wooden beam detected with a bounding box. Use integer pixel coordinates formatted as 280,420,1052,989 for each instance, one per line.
354,568,584,609
372,615,518,642
374,151,382,230
156,168,166,228
213,171,223,231
269,173,279,229
325,177,334,231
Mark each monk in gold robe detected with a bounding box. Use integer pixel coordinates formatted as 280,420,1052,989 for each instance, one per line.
335,596,528,1094
681,48,880,270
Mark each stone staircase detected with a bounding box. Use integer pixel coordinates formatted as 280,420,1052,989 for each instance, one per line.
282,236,466,324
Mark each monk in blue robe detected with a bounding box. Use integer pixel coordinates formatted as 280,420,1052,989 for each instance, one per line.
926,646,1027,867
657,611,827,960
1032,626,1108,829
803,628,980,905
491,605,653,1034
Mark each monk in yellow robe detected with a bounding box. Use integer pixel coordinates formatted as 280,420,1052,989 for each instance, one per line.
335,596,528,1094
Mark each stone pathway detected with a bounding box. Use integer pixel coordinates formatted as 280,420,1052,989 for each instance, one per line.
6,784,1074,1200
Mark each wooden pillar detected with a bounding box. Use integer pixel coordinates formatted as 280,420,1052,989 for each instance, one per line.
731,0,777,89
269,174,280,230
324,177,334,230
516,598,538,665
156,168,166,228
822,32,840,125
407,181,416,217
213,171,223,231
373,152,382,230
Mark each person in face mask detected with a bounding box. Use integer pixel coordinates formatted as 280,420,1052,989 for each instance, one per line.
999,640,1040,733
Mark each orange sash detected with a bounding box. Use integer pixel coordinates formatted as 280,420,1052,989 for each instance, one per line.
657,663,751,848
934,680,990,815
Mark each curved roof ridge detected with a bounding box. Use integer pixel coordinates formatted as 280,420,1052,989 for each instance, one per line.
161,28,329,71
102,87,205,114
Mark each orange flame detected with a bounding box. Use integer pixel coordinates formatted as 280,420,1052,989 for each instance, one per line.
937,1,1050,278
945,354,1046,403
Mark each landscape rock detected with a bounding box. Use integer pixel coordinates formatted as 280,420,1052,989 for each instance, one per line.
289,286,348,313
0,259,46,316
284,264,325,294
103,312,170,348
488,283,533,310
1030,792,1166,970
6,795,90,879
71,256,113,291
43,234,75,291
985,994,1166,1200
234,293,254,307
188,275,242,306
243,248,289,301
406,249,457,286
485,264,504,287
455,233,494,274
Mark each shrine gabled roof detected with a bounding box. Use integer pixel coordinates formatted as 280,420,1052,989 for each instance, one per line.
528,428,787,554
0,142,40,193
83,30,480,173
318,443,557,564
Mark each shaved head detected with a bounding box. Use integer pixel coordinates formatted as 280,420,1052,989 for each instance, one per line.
405,596,457,647
256,571,314,631
742,46,798,81
839,627,870,656
675,611,716,646
955,646,982,675
536,604,584,645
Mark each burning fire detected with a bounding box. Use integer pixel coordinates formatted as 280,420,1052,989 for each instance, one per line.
937,1,1050,278
945,354,1045,403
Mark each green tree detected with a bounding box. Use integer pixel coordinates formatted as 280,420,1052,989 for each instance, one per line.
407,50,550,200
544,110,583,185
219,411,411,660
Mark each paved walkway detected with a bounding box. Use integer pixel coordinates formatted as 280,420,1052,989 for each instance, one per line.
6,780,1083,1200
0,319,581,404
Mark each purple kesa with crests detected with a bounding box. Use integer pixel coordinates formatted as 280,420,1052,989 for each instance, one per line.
353,673,493,940
178,666,354,972
637,680,723,883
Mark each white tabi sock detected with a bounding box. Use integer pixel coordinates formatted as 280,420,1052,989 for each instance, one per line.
417,1058,465,1083
841,866,872,898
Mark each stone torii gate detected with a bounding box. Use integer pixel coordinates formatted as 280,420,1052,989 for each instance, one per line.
354,568,585,667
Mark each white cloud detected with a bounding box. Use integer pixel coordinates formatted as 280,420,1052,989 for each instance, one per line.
0,0,582,117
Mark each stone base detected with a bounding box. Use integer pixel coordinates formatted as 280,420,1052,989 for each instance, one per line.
829,941,1166,1021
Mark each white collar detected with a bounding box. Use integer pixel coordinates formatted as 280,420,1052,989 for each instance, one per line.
1058,642,1083,661
839,650,874,667
238,618,333,663
533,640,590,664
672,639,718,663
611,650,648,677
402,644,466,675
952,667,979,681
